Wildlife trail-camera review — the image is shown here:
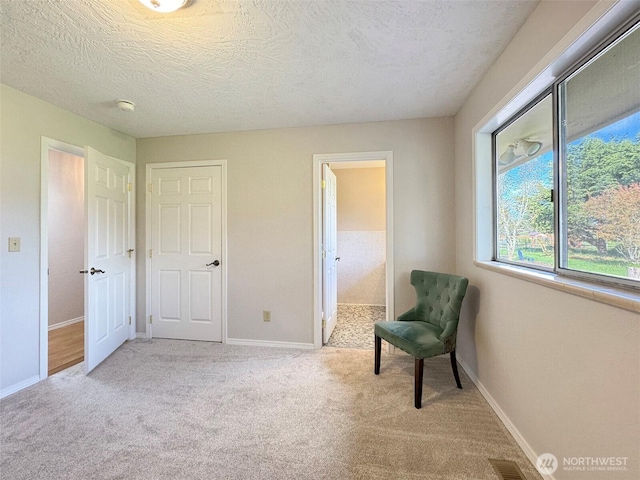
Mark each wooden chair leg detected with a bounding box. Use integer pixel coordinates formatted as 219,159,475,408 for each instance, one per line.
450,350,462,389
414,358,424,409
374,335,381,374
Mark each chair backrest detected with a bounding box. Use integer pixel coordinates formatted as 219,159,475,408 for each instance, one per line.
410,270,469,339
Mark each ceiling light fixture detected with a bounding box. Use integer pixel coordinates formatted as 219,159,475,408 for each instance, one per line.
499,138,543,166
515,138,542,156
138,0,192,13
499,144,518,166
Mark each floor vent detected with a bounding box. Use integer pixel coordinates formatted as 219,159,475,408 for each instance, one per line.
488,459,527,480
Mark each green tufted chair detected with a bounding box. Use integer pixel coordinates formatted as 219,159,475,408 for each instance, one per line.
374,270,469,409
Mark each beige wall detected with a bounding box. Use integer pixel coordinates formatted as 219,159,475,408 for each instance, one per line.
136,117,455,343
0,84,136,394
335,167,385,231
334,167,386,305
454,1,639,477
47,151,84,327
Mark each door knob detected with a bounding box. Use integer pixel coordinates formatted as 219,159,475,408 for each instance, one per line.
206,260,220,267
90,267,105,275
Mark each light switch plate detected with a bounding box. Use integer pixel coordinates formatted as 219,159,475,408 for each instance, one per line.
8,237,20,252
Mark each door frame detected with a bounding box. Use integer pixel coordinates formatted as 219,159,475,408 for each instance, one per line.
40,137,136,380
312,151,394,349
144,160,228,342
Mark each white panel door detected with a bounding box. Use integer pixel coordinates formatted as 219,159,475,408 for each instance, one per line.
150,166,222,341
84,147,133,373
322,164,338,344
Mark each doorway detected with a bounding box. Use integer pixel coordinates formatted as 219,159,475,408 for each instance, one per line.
326,162,387,349
40,138,136,379
313,151,394,350
47,149,85,375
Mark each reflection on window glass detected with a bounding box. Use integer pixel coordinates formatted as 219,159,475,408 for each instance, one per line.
562,23,640,282
496,95,553,267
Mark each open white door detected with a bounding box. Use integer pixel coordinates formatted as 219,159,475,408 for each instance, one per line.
322,164,338,344
84,147,133,373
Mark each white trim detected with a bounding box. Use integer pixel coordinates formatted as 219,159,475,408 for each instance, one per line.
127,159,137,341
48,316,84,331
145,160,228,342
475,260,639,314
226,338,314,350
456,356,553,480
40,137,85,381
0,375,41,399
313,151,394,350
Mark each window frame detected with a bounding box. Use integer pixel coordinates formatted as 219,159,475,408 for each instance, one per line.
555,15,640,291
492,89,554,273
492,14,640,291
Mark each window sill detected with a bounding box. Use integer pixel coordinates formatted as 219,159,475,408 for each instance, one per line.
473,261,640,315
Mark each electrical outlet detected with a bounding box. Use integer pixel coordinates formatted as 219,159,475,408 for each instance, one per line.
8,237,20,252
263,310,271,322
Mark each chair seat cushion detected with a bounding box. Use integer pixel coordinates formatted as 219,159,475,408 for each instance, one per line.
374,321,445,359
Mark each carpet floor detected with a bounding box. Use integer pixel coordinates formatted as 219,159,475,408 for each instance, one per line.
1,340,542,480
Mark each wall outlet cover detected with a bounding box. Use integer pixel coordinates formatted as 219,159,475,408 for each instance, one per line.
8,237,21,252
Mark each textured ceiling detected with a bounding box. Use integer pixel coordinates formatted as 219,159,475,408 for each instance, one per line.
0,0,538,138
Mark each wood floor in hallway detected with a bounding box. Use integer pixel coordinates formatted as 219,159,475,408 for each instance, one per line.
48,321,84,375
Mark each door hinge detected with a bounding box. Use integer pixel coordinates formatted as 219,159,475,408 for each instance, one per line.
322,319,326,328
128,316,132,325
321,180,326,189
149,315,153,324
149,249,152,258
322,250,326,259
148,183,153,193
127,183,132,192
550,188,554,203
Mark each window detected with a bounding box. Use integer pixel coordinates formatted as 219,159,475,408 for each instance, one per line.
493,17,640,288
495,94,553,268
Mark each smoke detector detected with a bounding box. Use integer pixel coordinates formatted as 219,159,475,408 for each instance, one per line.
117,100,135,112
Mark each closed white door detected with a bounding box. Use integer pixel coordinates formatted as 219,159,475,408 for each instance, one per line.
84,147,133,373
150,165,222,341
322,164,338,344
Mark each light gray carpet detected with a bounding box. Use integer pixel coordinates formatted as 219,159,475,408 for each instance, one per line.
327,304,386,349
1,340,542,480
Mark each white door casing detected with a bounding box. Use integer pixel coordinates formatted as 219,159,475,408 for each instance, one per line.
322,164,338,344
84,147,133,373
149,165,223,341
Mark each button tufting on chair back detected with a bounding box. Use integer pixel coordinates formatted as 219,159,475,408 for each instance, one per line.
410,270,467,337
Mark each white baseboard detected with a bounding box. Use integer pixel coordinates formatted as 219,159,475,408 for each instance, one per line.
48,316,84,331
1,375,41,399
456,356,553,480
136,332,149,339
226,338,314,350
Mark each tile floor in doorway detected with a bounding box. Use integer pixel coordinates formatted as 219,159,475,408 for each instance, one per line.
326,304,386,349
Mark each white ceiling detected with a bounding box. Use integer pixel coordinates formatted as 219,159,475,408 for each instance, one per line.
0,0,539,139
